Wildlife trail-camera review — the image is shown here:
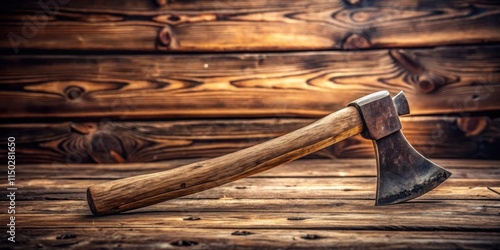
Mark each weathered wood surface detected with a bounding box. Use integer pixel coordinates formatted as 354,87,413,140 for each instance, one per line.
1,0,499,52
8,229,500,249
8,179,499,201
0,0,498,248
13,158,500,179
1,46,499,120
1,116,498,164
10,199,500,216
0,159,499,249
6,157,500,201
8,211,500,230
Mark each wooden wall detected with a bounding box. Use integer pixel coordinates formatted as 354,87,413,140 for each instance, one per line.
0,0,499,164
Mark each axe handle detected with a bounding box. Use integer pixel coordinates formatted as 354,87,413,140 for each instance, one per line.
87,107,363,215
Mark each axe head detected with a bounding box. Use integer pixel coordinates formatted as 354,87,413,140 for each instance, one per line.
349,91,451,205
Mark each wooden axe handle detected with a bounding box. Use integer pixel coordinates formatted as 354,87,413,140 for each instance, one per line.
87,107,363,215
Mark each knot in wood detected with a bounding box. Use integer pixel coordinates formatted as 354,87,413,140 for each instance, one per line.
343,34,370,49
65,86,84,100
417,78,436,94
158,27,171,47
167,14,181,22
416,74,449,94
90,132,126,163
457,117,489,137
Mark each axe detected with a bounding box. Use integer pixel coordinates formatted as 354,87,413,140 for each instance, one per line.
87,90,451,215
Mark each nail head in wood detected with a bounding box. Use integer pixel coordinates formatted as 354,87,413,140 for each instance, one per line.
301,234,321,240
231,231,253,236
170,240,198,246
183,216,200,221
287,217,307,221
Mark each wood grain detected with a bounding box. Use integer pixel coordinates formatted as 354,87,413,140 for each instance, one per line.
1,158,498,248
3,211,499,230
3,159,498,202
3,228,499,249
1,0,498,248
5,177,498,201
0,1,499,52
11,199,500,215
12,158,500,180
1,116,497,164
0,46,499,120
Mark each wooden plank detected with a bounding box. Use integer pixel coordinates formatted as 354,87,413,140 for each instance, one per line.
1,159,498,248
10,176,500,194
4,165,499,201
11,199,500,215
3,178,498,201
8,185,496,202
1,46,498,120
3,159,497,201
11,159,500,179
4,228,499,249
1,116,498,164
3,211,499,231
1,1,499,52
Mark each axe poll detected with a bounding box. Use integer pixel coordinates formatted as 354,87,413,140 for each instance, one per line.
87,90,451,215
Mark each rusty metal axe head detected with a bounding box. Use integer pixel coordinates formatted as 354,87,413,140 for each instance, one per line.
348,91,451,205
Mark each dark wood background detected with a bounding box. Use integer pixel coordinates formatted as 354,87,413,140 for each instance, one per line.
0,0,499,163
1,1,499,249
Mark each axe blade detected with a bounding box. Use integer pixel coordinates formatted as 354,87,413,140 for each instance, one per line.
374,130,451,205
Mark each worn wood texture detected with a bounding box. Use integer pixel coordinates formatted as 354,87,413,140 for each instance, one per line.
13,158,500,180
6,229,500,249
1,0,498,248
1,116,498,164
0,46,499,120
1,159,499,249
1,1,499,52
7,159,500,201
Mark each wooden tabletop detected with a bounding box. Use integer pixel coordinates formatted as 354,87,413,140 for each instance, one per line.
1,158,499,249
